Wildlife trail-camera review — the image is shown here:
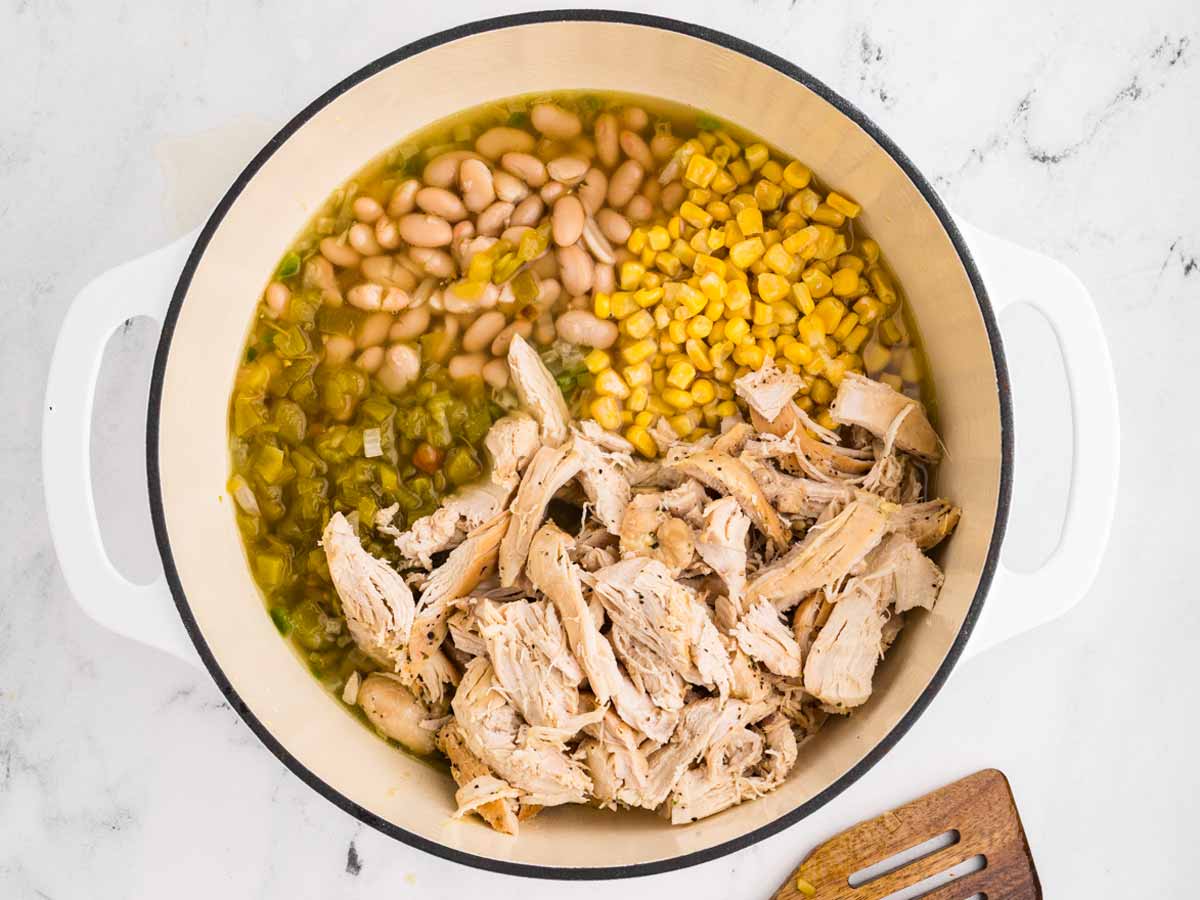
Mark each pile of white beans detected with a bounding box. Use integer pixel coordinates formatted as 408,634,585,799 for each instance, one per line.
261,99,684,399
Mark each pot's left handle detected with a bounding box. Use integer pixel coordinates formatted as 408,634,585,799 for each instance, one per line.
43,230,203,667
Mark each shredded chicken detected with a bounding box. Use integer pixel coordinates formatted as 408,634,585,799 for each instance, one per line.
319,344,960,835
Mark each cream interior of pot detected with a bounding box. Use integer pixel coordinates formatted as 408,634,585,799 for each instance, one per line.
156,21,1003,870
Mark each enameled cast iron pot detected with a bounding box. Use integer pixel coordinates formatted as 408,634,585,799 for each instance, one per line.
43,11,1119,879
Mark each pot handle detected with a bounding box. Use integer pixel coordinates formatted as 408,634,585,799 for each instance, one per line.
955,220,1119,659
43,230,203,667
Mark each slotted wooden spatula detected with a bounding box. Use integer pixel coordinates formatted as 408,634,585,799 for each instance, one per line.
771,769,1041,900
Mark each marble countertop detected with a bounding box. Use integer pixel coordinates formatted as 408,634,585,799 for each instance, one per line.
4,0,1197,896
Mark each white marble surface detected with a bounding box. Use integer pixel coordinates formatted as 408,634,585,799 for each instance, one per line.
4,0,1197,896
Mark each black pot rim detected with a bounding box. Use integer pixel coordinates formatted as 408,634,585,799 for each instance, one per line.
147,8,1013,882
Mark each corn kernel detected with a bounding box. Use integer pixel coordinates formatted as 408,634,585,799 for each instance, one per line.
751,323,779,340
665,351,689,369
783,160,812,189
623,309,655,339
900,350,922,384
728,158,751,185
706,226,727,250
620,262,646,291
625,425,658,458
622,338,656,364
784,340,814,367
844,324,870,355
754,180,784,210
678,201,713,229
751,301,775,326
685,316,714,340
623,361,653,387
810,377,834,406
704,298,725,321
667,215,684,240
771,301,799,326
689,378,716,405
584,349,611,373
853,296,883,324
714,400,738,418
608,292,636,320
732,343,765,369
662,387,695,410
593,292,612,319
782,225,820,256
657,338,677,357
826,191,861,218
683,154,718,189
715,384,734,401
667,361,697,390
824,355,847,387
686,339,713,372
709,340,735,367
628,386,649,412
761,160,783,183
687,188,712,206
633,408,653,425
877,373,901,392
636,287,664,309
862,341,890,373
868,267,897,303
590,396,623,430
814,298,846,333
725,279,752,313
797,314,827,348
791,282,815,315
879,317,903,347
757,273,791,304
832,311,859,342
647,226,671,252
667,413,695,438
736,206,764,236
859,238,881,264
831,268,859,297
652,369,667,391
713,359,737,383
706,201,731,223
678,284,707,316
666,319,687,344
724,316,750,345
744,143,769,171
802,267,834,299
646,395,672,416
627,228,648,254
729,237,766,269
595,368,632,399
811,204,846,227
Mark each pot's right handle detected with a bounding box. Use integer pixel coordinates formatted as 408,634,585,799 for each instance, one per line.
955,220,1119,660
43,230,202,667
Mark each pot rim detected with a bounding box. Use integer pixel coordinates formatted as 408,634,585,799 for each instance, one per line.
147,9,1013,881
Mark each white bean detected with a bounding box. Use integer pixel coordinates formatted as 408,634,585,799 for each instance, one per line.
482,358,510,389
411,276,438,307
539,181,566,204
459,158,496,213
578,168,608,215
531,252,559,279
356,346,384,373
323,334,356,366
353,196,383,223
620,130,654,169
552,195,585,247
380,288,410,312
625,194,653,222
555,310,618,349
501,225,533,245
533,313,556,346
651,133,681,161
448,352,487,380
493,170,530,203
607,160,644,208
374,215,401,249
476,201,514,237
415,186,467,222
348,222,382,256
490,319,533,356
443,280,499,314
408,247,456,279
358,674,436,756
546,155,588,185
567,295,589,311
303,256,343,306
537,277,562,310
594,112,620,169
500,152,547,187
641,179,661,206
357,311,393,349
361,256,414,291
422,150,479,189
390,305,430,341
264,281,290,318
377,344,421,394
531,102,582,139
557,244,594,296
594,263,615,294
452,220,475,243
457,236,496,272
386,179,420,217
347,283,385,311
398,214,452,248
476,126,536,159
510,194,544,227
596,208,632,245
661,181,685,212
319,237,360,269
581,217,615,264
621,106,649,132
535,138,567,163
462,310,507,353
571,136,597,159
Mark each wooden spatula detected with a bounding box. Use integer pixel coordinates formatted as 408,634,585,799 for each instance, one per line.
771,769,1040,900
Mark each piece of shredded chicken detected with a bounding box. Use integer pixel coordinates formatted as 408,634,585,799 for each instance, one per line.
317,363,960,835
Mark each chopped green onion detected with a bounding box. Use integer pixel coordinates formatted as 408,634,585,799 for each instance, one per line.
276,251,301,279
